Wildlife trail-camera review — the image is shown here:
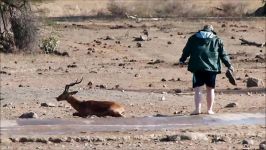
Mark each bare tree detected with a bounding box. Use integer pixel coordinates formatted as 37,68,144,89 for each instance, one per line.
0,0,37,53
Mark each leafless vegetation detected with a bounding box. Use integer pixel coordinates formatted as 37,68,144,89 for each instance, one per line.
0,0,38,53
105,0,253,18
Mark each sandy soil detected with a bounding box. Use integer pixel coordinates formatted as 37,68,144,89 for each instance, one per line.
0,18,265,149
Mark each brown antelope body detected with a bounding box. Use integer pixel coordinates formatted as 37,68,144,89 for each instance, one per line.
56,78,125,117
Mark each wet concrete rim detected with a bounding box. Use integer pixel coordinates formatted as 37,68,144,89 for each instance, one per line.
0,112,265,136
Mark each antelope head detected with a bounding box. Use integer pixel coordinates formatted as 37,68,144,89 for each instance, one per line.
56,78,83,101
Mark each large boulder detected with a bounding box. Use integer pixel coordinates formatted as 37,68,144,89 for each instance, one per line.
19,112,38,119
246,77,264,87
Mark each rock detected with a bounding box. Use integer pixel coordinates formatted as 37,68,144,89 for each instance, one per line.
9,138,18,142
19,137,35,142
259,141,266,150
242,139,254,145
181,133,208,141
211,135,230,143
104,36,114,40
48,137,63,143
167,41,172,44
147,59,164,65
134,74,140,77
65,137,73,142
35,138,48,144
67,64,77,68
225,102,238,108
136,42,142,47
160,135,181,142
161,78,166,82
87,81,93,88
174,89,182,93
80,137,90,142
19,112,38,119
246,77,264,87
133,35,147,41
161,96,166,101
99,84,107,89
41,102,56,107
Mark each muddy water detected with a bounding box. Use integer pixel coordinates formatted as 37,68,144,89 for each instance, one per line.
1,113,265,136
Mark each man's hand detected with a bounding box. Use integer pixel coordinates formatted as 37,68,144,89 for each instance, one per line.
179,61,185,65
178,61,185,67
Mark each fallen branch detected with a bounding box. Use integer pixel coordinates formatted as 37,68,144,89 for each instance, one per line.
239,38,265,47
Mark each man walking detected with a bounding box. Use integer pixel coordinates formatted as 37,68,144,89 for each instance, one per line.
179,25,234,115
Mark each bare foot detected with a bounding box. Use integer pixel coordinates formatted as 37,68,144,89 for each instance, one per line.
190,110,201,115
207,110,215,115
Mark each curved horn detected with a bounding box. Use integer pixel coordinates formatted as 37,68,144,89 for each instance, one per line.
64,77,83,92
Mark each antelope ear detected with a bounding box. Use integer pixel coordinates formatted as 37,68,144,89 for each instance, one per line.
69,91,78,95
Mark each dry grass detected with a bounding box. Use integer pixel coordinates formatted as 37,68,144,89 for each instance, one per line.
32,0,263,18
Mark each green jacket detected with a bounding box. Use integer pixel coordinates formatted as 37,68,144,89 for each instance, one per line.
179,31,232,73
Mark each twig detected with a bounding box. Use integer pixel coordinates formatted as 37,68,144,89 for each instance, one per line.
239,38,265,47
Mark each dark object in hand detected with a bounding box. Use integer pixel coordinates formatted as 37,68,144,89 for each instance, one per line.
225,69,237,86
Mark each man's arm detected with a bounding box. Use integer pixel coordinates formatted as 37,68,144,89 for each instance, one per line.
179,37,192,63
218,39,232,69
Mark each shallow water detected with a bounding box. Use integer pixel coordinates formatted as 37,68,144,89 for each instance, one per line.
1,112,265,136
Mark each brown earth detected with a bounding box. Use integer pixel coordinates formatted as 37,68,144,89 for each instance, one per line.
1,16,266,150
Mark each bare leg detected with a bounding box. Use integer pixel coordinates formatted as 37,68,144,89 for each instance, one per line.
191,86,202,115
206,86,215,114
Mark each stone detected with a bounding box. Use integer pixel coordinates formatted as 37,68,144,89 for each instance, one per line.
174,89,182,93
19,137,35,142
259,141,266,150
19,112,38,119
160,135,181,142
65,137,73,142
225,102,238,108
104,36,114,40
41,102,56,107
161,96,166,101
246,77,264,87
242,139,254,145
48,137,63,143
35,138,48,144
136,42,142,47
181,133,208,141
211,135,230,143
134,74,140,77
99,84,107,89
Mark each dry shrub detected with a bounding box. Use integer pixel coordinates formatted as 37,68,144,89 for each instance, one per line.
103,0,251,18
220,2,248,17
107,1,127,17
154,1,185,17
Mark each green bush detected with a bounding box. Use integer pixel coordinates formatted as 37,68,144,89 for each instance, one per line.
39,36,59,54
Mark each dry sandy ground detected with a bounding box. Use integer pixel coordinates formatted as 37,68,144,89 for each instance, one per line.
0,18,265,149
